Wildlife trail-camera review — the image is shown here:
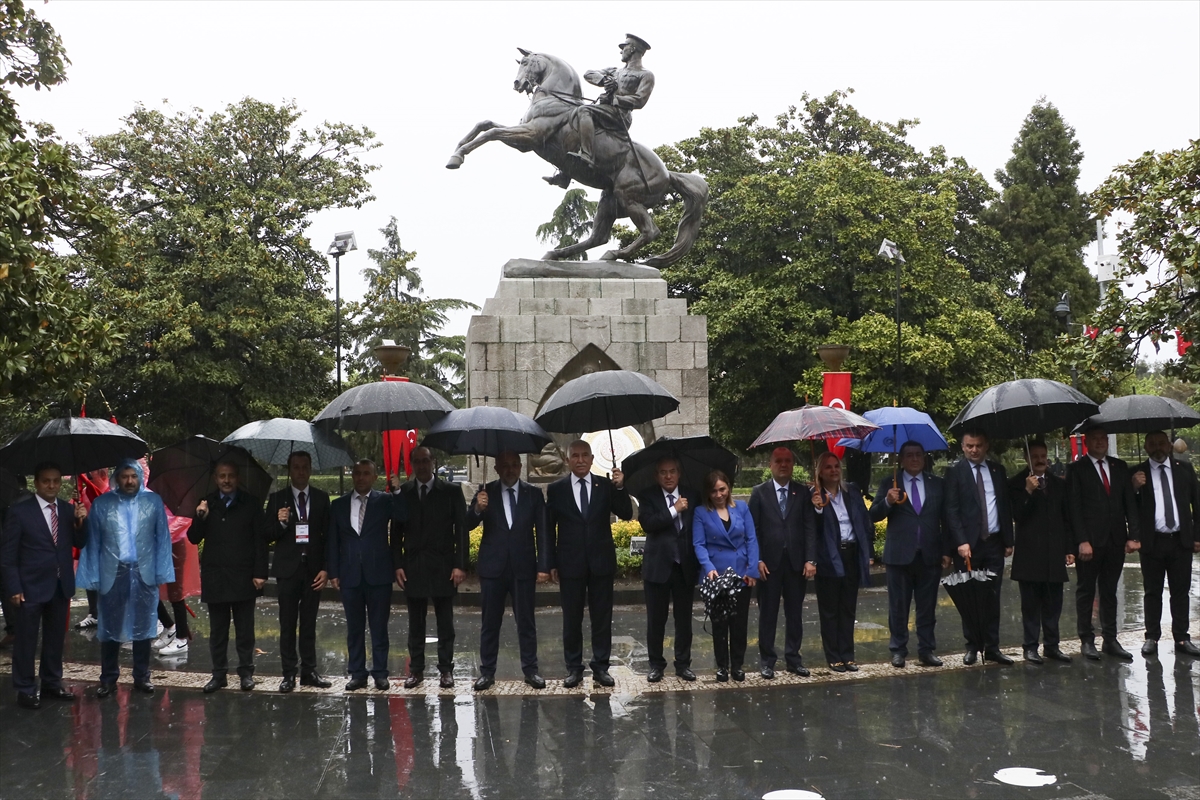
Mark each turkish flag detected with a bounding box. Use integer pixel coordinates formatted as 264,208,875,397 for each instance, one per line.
381,375,418,490
822,372,853,459
1177,329,1193,356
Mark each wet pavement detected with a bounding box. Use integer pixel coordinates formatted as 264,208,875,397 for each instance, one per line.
1,559,1197,799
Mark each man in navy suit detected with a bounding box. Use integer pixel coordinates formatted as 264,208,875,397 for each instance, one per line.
466,450,552,691
327,460,408,691
635,456,700,683
944,430,1014,665
1,462,88,709
870,441,950,668
546,439,633,688
748,447,817,679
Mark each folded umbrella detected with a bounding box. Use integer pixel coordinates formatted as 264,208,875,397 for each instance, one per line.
940,557,997,664
1073,394,1200,435
147,436,272,518
312,380,455,432
621,435,738,496
0,416,148,476
222,417,356,471
950,379,1099,439
422,405,552,457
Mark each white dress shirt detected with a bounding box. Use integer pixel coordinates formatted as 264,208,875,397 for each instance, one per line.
662,488,681,525
350,491,371,535
574,475,592,514
36,495,57,537
827,490,854,543
1149,457,1178,533
969,460,1000,534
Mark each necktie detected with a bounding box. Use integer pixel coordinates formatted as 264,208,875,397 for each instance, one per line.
910,476,922,513
975,464,989,538
357,494,367,532
508,487,517,525
298,491,308,522
224,494,233,508
778,486,788,516
667,493,681,532
420,484,428,502
1098,460,1110,495
49,502,59,546
1161,464,1176,530
578,478,590,517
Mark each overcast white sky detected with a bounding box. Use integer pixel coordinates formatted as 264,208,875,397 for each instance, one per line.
17,1,1200,341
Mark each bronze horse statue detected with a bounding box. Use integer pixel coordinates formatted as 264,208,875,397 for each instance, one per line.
446,49,708,268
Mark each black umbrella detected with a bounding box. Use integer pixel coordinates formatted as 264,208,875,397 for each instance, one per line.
222,417,356,470
0,416,148,476
535,370,680,460
621,435,738,496
950,379,1099,439
422,406,552,457
1074,394,1200,435
147,436,273,518
312,380,455,432
699,567,747,628
940,557,998,663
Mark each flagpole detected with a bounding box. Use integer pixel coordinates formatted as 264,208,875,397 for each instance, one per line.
878,239,906,406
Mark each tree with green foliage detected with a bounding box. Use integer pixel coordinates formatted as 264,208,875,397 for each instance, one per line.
986,99,1097,354
639,91,1027,449
78,99,379,445
0,0,124,439
535,188,597,260
345,217,476,405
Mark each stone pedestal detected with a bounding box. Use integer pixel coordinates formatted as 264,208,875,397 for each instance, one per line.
464,260,709,485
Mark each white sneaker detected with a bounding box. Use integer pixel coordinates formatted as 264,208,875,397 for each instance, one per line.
152,629,177,651
159,638,189,656
76,614,98,630
156,620,164,636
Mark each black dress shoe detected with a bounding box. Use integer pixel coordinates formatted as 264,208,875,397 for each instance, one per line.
95,683,116,699
473,675,495,691
41,685,75,700
240,676,256,691
203,676,227,693
133,680,155,694
715,669,729,682
845,662,859,672
563,671,584,689
279,678,295,693
1102,640,1133,660
786,665,810,677
524,673,546,689
374,677,389,691
647,668,664,683
918,653,943,667
675,667,696,682
300,673,333,689
1044,646,1072,663
891,653,906,668
1175,639,1200,657
16,691,40,710
593,669,615,687
830,662,847,673
963,650,979,666
1023,648,1044,664
1141,639,1158,656
403,674,423,689
984,649,1014,665
1080,640,1100,660
760,666,775,679
439,673,454,689
731,668,745,682
345,676,368,691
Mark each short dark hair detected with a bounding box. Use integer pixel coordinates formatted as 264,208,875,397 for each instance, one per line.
899,440,925,457
961,430,989,442
656,456,681,471
1027,438,1048,451
32,461,63,480
354,459,378,472
214,459,239,474
287,450,312,467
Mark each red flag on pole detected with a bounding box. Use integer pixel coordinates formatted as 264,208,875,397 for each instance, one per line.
822,372,853,459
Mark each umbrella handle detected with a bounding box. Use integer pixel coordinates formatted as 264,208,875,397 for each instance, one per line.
891,470,907,505
811,483,828,509
965,555,972,573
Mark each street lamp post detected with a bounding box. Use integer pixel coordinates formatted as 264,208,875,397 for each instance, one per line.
1053,291,1079,389
877,238,906,405
328,231,357,494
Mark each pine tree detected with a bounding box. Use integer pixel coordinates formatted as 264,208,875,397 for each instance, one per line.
988,99,1097,354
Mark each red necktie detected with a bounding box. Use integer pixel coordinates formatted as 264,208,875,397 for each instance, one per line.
1098,460,1110,495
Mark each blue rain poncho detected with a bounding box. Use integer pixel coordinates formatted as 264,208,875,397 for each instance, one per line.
77,459,174,643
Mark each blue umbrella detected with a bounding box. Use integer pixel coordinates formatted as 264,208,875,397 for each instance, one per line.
837,407,948,506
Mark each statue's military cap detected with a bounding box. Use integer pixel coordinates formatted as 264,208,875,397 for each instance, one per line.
622,34,651,52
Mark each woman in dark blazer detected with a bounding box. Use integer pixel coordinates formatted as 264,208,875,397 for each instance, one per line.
692,470,759,682
812,452,874,672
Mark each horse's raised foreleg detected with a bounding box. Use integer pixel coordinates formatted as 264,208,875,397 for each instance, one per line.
456,121,498,149
543,192,619,261
446,122,540,169
600,200,659,262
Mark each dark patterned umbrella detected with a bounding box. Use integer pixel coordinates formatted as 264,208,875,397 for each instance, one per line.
940,557,998,664
699,567,746,626
0,416,148,476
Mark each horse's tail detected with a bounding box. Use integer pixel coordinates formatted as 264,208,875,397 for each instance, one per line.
643,171,709,269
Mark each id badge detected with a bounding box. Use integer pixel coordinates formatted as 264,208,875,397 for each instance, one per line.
295,523,310,544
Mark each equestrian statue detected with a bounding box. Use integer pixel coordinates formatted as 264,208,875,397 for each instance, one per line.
446,34,708,268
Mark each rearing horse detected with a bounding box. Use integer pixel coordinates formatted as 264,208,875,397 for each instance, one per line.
447,49,708,268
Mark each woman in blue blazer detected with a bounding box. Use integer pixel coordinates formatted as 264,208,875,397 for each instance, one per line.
692,470,759,682
812,452,874,672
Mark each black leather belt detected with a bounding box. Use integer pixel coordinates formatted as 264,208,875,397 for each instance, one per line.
839,541,857,551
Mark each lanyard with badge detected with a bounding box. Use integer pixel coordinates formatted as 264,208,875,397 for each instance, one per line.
294,492,310,544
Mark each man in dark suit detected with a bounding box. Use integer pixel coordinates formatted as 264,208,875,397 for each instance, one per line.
467,450,552,691
546,439,633,688
870,441,950,669
188,460,269,693
944,430,1014,665
748,446,817,679
635,456,700,683
327,459,408,691
1066,424,1140,660
262,451,333,692
0,462,88,709
394,447,468,689
1131,430,1199,658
